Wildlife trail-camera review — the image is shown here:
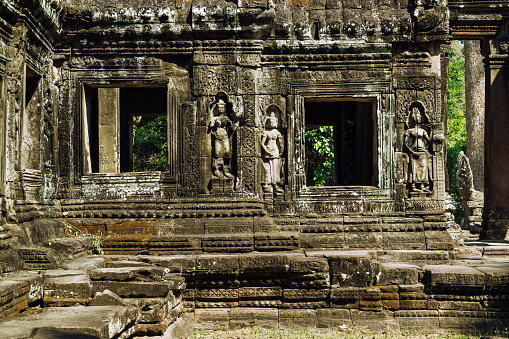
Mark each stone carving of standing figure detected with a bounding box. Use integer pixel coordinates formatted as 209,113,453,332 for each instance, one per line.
209,98,234,178
404,105,432,194
261,110,284,193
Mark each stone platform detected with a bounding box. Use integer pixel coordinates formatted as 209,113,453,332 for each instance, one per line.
0,236,508,337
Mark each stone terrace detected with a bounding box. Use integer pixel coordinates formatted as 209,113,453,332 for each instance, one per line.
0,237,508,338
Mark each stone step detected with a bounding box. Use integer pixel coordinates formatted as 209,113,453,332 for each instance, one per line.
374,250,451,265
43,270,91,307
61,256,106,271
3,271,44,305
18,247,60,270
0,271,43,318
46,237,94,258
0,306,138,339
92,281,176,298
89,267,165,282
105,260,154,268
482,246,509,257
0,280,30,319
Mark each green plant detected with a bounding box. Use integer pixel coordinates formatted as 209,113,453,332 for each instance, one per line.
447,40,467,222
59,222,107,255
305,125,335,186
133,115,169,172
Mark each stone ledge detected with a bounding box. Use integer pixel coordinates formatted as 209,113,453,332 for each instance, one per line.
0,306,139,339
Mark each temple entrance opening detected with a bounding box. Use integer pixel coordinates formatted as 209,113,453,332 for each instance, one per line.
304,99,376,187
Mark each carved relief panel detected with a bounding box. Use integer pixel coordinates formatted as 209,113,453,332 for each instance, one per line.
208,93,237,193
260,105,286,200
400,101,444,199
394,74,445,201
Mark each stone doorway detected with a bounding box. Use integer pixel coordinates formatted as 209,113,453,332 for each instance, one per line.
304,99,375,187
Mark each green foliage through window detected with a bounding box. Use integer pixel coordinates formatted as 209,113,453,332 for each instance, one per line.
305,126,335,186
133,116,169,172
447,41,467,220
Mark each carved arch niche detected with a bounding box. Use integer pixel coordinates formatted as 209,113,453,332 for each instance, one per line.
208,92,237,194
260,104,287,201
394,77,445,202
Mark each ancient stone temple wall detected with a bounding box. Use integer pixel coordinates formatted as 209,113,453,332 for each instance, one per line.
1,1,509,337
0,0,65,269
37,0,456,255
2,0,509,261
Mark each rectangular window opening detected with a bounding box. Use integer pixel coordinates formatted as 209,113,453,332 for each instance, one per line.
83,86,168,174
305,99,375,187
22,66,42,170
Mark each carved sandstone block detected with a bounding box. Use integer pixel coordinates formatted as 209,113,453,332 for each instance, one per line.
283,289,329,301
344,232,383,250
316,309,352,328
382,232,426,250
328,253,374,286
476,266,509,293
279,309,317,329
229,308,278,329
395,310,439,332
300,233,346,248
0,280,29,318
350,309,400,332
194,308,230,330
196,254,240,271
43,270,91,307
330,287,359,309
239,254,291,272
239,287,282,299
291,256,329,272
89,267,164,282
438,310,488,332
423,265,486,295
196,288,239,301
377,263,419,285
91,281,172,298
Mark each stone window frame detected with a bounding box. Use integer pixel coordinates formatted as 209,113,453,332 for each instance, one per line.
73,69,181,183
0,74,5,196
22,63,43,171
288,82,394,198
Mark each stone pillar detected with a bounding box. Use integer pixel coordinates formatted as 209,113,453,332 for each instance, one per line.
481,38,509,240
465,40,485,192
97,88,120,173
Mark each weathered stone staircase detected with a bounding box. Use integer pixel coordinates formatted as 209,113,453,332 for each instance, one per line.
0,239,191,339
2,229,509,337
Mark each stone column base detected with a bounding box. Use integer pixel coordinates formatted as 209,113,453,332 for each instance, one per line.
480,208,509,240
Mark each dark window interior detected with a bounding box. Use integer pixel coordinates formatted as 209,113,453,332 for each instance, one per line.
305,100,375,186
25,78,40,108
